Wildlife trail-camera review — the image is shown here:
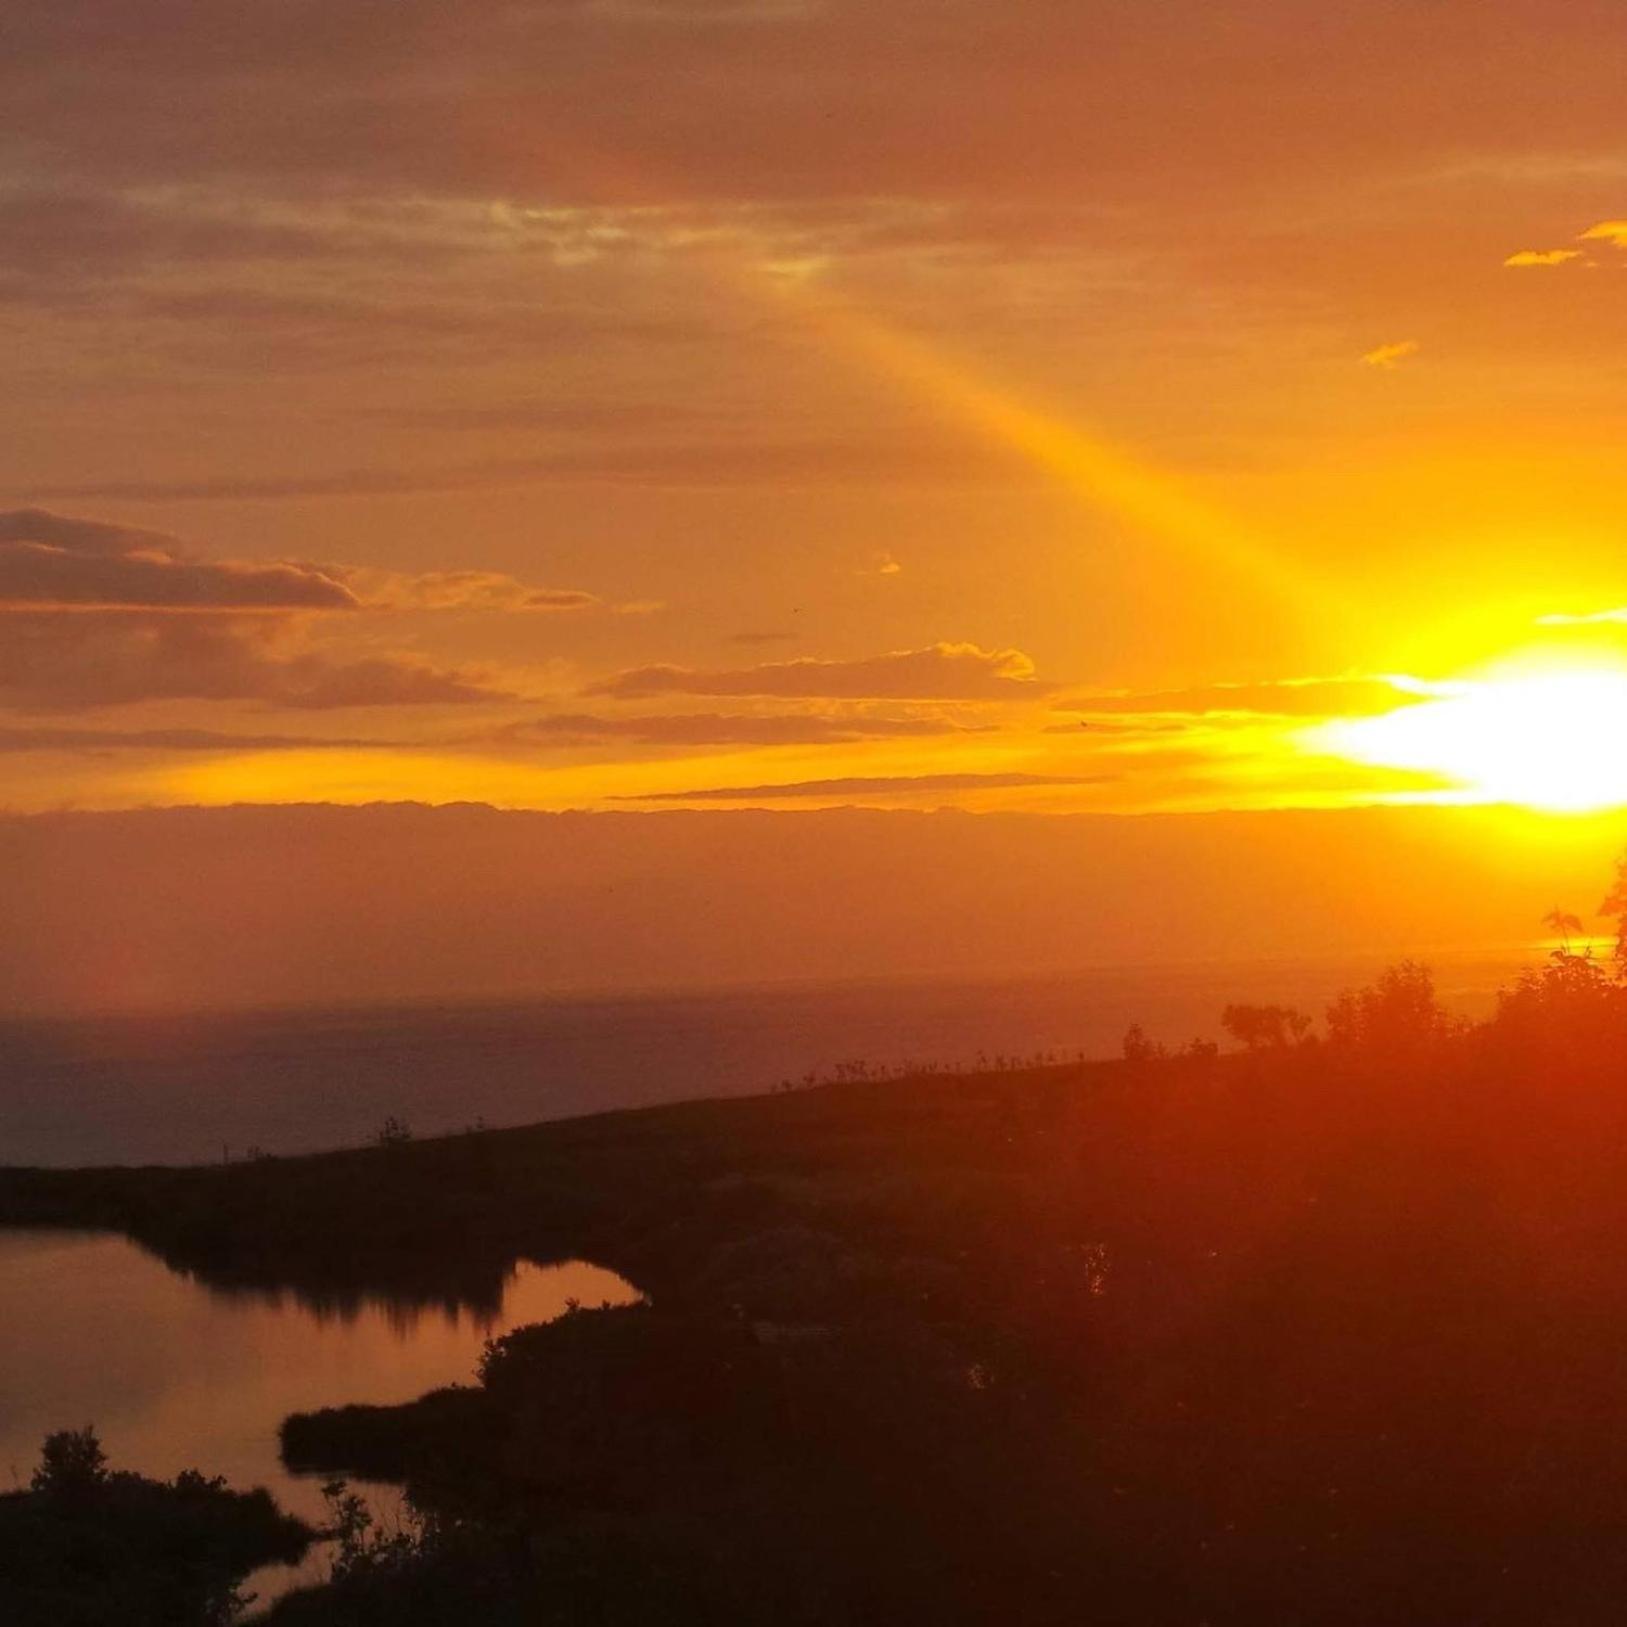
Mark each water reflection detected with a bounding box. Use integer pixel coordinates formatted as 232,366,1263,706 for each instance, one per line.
172,1269,534,1338
0,1229,641,1602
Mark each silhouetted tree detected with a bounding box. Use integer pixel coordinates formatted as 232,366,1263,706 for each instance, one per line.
1325,960,1459,1054
1490,907,1623,1071
31,1426,108,1499
1121,1024,1163,1063
1544,907,1585,956
374,1116,413,1149
1221,1003,1312,1051
1600,857,1627,973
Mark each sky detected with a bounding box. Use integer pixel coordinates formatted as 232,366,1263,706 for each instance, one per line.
6,2,1627,827
4,804,1624,1014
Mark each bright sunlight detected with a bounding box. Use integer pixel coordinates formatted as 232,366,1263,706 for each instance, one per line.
1313,666,1627,812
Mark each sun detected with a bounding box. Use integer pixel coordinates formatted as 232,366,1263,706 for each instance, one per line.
1312,665,1627,813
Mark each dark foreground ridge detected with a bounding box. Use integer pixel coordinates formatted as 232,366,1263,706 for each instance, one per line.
9,935,1627,1623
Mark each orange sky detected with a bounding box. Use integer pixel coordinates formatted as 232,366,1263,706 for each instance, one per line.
5,0,1627,821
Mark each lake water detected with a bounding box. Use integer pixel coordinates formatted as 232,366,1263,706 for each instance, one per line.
0,950,1541,1167
0,1229,641,1607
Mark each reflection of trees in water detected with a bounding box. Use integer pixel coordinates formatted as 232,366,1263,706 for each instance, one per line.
152,1246,554,1331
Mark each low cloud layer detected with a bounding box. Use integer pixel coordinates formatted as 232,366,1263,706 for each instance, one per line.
21,435,1038,505
508,711,983,746
1056,676,1426,720
0,611,512,711
0,509,597,615
0,509,565,710
0,725,398,753
621,771,1102,801
0,509,355,611
589,642,1045,701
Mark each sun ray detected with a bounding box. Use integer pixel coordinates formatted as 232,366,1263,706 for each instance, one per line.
761,285,1336,621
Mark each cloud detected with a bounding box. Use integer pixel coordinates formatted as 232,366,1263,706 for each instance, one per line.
619,771,1103,801
1360,340,1420,370
22,436,1038,505
0,510,544,710
0,611,514,711
5,1,1615,227
504,711,987,746
0,725,398,753
587,642,1045,700
0,508,357,611
0,508,603,617
1503,248,1584,267
1499,220,1627,271
271,655,514,710
128,284,696,351
1041,717,1196,736
339,568,600,613
858,551,903,577
0,186,329,297
363,400,726,434
1055,675,1426,719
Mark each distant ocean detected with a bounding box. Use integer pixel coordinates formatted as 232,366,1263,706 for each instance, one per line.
0,948,1544,1167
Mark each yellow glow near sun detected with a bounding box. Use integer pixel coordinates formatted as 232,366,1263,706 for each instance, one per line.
1313,665,1627,812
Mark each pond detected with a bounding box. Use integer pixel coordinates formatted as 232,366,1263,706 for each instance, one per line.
0,1228,641,1608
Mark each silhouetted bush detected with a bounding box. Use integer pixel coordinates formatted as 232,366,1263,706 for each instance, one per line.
1222,1002,1312,1051
0,1430,309,1627
1325,958,1461,1055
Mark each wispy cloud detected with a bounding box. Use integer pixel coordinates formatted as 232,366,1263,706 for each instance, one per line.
0,509,354,612
1055,675,1428,720
23,437,1036,505
0,510,601,617
0,510,534,711
1360,340,1420,370
340,568,600,614
1503,248,1584,267
857,551,904,577
587,642,1046,700
0,726,400,754
619,771,1103,801
1578,220,1627,248
503,712,987,747
0,612,517,712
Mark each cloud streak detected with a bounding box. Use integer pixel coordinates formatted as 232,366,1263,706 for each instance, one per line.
1503,248,1584,267
1360,340,1420,370
0,725,400,753
588,642,1046,700
1055,675,1427,720
22,437,1039,505
0,509,356,611
620,771,1103,801
506,711,986,746
0,510,554,710
0,611,515,711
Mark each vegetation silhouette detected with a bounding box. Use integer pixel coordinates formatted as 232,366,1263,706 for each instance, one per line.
0,1428,309,1626
1220,1001,1312,1051
13,861,1627,1620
